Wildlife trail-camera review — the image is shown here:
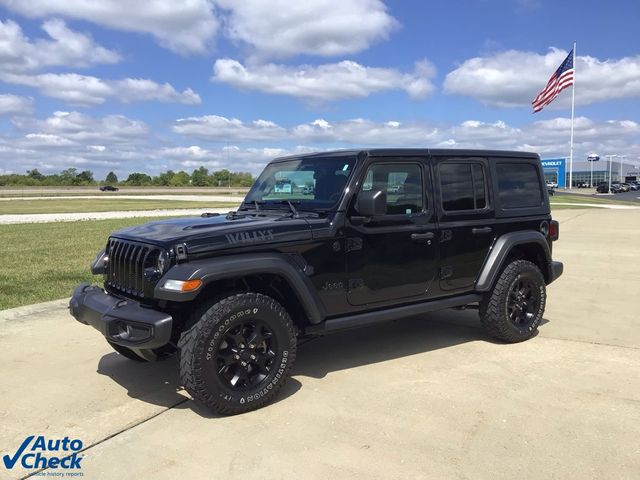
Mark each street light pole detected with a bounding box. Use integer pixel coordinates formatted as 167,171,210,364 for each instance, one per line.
590,159,593,188
605,154,617,193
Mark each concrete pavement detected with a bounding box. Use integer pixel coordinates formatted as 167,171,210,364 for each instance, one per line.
1,208,639,479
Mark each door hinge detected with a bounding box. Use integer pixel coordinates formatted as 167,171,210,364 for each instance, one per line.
346,237,363,252
439,266,453,279
440,230,452,242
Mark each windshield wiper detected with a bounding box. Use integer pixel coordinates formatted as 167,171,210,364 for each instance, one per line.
238,200,265,211
242,200,324,218
283,200,299,217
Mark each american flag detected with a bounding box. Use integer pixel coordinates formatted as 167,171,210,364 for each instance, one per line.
531,50,574,112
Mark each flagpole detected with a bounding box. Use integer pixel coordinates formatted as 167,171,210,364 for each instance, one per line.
568,40,576,190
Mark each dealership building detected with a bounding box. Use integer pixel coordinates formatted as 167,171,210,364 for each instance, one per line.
542,157,640,188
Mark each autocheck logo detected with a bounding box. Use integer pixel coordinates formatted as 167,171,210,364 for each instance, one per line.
3,435,84,472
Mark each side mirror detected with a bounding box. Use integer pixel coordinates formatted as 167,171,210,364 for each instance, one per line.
356,190,386,217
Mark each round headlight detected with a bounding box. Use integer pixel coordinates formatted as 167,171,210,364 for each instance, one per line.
157,251,170,275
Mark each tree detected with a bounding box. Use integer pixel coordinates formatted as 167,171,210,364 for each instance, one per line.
154,170,175,186
60,168,78,185
26,169,45,181
169,171,190,186
191,166,210,186
212,169,231,187
125,172,153,186
76,170,94,184
233,172,254,187
105,171,118,184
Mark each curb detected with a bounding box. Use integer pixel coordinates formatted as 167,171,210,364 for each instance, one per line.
0,298,69,323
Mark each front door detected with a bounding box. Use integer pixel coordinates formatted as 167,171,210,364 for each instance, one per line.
345,159,439,306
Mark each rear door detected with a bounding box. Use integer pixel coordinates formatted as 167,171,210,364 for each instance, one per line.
345,157,439,306
434,156,496,292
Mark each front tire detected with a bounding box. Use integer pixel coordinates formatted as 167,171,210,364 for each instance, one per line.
479,260,546,343
178,293,297,415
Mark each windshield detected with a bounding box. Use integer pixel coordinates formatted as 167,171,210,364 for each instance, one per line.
243,156,357,210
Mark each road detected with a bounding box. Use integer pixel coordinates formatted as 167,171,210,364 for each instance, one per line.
0,195,243,202
1,208,639,479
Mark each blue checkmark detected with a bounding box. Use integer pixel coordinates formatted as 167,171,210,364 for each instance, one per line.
3,435,34,469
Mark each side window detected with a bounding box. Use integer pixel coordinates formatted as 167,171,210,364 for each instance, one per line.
440,162,487,211
496,163,543,208
361,163,424,215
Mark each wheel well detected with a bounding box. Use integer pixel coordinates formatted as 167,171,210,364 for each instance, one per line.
504,243,549,281
187,274,310,330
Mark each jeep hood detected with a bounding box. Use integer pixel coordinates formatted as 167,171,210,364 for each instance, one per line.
111,213,313,254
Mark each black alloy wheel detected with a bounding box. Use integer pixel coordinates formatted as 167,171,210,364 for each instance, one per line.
506,277,540,329
215,321,278,390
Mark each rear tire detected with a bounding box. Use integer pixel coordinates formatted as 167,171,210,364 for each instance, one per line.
178,293,297,415
479,260,546,343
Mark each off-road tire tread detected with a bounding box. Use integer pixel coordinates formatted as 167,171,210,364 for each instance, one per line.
178,292,297,415
479,260,546,343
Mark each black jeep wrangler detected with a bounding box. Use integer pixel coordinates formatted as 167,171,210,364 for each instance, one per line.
70,149,563,414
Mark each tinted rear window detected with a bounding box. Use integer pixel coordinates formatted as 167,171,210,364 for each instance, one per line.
496,163,543,208
440,163,487,211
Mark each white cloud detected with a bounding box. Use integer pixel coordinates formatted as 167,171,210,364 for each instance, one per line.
214,0,397,59
174,115,438,144
212,58,435,102
444,48,640,108
173,115,286,141
172,113,640,164
1,73,201,106
22,133,78,148
0,0,218,55
0,94,33,115
113,78,201,104
13,110,149,143
0,19,119,73
3,111,639,179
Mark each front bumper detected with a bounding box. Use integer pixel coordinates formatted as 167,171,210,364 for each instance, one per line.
69,283,173,349
548,261,564,284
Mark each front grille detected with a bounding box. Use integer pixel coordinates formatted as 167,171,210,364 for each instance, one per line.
105,238,162,298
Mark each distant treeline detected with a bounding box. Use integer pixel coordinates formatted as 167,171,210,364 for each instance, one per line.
0,167,254,187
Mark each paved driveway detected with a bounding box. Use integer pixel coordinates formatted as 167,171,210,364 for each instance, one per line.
1,208,639,479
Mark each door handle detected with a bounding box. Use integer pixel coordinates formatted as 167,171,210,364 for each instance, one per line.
472,227,493,235
411,232,435,242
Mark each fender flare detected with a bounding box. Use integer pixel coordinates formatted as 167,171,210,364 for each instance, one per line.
154,253,326,324
475,231,551,292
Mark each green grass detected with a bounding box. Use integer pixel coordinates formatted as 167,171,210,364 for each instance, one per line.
550,193,640,209
0,199,239,214
0,188,248,198
0,216,188,310
550,193,636,205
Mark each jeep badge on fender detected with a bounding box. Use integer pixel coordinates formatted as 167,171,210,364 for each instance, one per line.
70,149,563,415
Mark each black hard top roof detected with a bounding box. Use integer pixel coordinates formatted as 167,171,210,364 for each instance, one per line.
271,148,539,162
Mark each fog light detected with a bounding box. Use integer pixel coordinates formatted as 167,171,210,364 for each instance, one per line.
163,279,203,292
111,321,152,342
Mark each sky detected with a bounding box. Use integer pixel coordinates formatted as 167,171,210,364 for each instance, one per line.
0,0,639,179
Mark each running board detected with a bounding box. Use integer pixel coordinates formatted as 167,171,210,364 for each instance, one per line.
306,294,482,335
